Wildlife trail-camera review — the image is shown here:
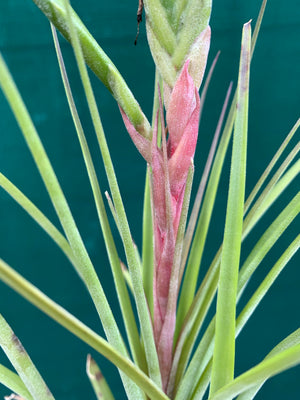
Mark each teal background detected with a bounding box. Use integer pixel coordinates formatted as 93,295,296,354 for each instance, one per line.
0,1,299,399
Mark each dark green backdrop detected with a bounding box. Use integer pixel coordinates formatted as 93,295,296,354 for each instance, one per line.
0,1,299,399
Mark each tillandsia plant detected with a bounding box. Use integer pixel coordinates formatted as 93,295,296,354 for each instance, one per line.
0,0,299,399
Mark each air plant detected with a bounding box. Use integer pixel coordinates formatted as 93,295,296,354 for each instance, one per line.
0,0,299,399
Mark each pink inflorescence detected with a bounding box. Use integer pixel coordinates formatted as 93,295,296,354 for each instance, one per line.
121,61,200,390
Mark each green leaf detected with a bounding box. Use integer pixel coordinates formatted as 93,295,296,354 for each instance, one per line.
142,168,154,316
209,342,300,400
172,162,299,398
236,328,300,400
236,234,300,338
243,150,300,237
0,364,33,400
51,24,146,373
175,81,233,338
238,192,300,297
31,0,151,138
86,355,115,400
0,259,169,400
61,0,161,389
244,118,300,214
0,173,76,269
176,0,268,331
0,315,54,400
209,21,251,396
175,199,300,400
0,53,133,391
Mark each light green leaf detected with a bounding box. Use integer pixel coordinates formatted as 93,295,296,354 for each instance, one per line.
236,234,300,338
51,24,146,373
142,168,154,316
238,192,300,297
176,208,300,400
176,0,268,331
0,173,75,269
0,364,33,400
175,81,233,337
31,0,151,138
0,259,169,400
0,53,133,393
244,118,300,214
209,342,300,400
243,152,300,237
0,315,54,400
210,21,251,396
61,0,161,389
86,355,115,400
236,328,300,400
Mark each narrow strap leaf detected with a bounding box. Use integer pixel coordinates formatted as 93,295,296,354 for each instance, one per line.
174,197,300,400
198,51,221,124
243,148,300,237
176,0,269,331
51,24,146,373
142,167,154,316
31,0,151,138
176,82,233,335
0,364,33,400
61,0,161,388
244,118,300,214
0,173,76,269
0,259,169,400
236,234,300,338
86,355,115,400
236,328,300,400
209,342,300,400
142,69,164,316
210,21,251,395
238,191,300,295
0,54,132,387
0,315,55,400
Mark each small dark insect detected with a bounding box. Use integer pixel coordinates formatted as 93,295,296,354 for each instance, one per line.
134,0,144,45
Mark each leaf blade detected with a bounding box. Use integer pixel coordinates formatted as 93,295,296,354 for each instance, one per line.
210,21,251,395
86,355,115,400
0,364,33,400
0,315,55,400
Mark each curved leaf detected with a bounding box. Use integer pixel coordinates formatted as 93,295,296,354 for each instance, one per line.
31,0,151,138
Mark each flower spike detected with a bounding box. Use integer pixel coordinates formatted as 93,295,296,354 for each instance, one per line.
120,60,200,390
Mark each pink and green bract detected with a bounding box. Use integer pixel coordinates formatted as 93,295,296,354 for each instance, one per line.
121,61,200,389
